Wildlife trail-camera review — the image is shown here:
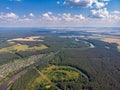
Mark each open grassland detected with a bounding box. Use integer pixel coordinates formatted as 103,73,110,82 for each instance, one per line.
10,65,89,90
0,44,48,53
41,65,88,83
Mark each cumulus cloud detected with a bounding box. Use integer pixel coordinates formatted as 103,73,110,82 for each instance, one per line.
42,12,55,21
42,12,85,22
111,11,120,15
42,12,52,17
29,13,34,17
6,13,18,19
0,12,18,19
0,11,119,27
36,11,120,27
63,0,94,8
89,8,109,18
89,8,120,20
61,13,85,21
62,0,109,8
110,11,120,20
74,14,85,19
42,12,51,20
94,1,108,8
61,13,72,21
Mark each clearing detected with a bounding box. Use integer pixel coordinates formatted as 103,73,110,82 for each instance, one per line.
0,44,47,52
101,38,120,50
7,36,44,42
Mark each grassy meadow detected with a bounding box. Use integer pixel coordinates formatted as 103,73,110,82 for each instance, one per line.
0,44,48,52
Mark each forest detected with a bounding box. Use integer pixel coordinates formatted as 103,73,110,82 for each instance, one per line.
0,28,120,90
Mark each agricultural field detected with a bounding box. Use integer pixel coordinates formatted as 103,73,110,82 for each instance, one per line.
7,36,44,42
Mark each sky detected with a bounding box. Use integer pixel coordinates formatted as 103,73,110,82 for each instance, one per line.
0,0,120,27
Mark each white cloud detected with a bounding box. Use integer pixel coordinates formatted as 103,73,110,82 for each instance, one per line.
42,12,52,17
0,12,18,19
110,11,120,20
42,13,50,19
29,13,34,17
42,13,49,17
48,12,52,15
62,0,109,8
61,13,72,21
42,12,85,22
19,18,31,21
89,8,109,18
42,12,54,21
6,13,18,19
74,14,85,19
111,11,120,15
60,13,85,22
0,11,119,27
39,11,120,27
63,0,94,8
57,1,60,4
102,0,110,2
95,1,107,8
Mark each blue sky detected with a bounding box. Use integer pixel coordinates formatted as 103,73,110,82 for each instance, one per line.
0,0,120,27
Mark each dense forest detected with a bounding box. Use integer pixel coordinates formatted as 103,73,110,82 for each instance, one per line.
0,28,120,90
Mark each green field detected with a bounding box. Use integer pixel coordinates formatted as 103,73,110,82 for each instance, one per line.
10,65,89,90
0,43,48,52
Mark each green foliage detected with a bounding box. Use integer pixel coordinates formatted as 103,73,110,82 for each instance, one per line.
1,29,120,90
11,69,39,90
35,84,57,90
0,44,47,52
49,40,120,90
10,65,89,90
